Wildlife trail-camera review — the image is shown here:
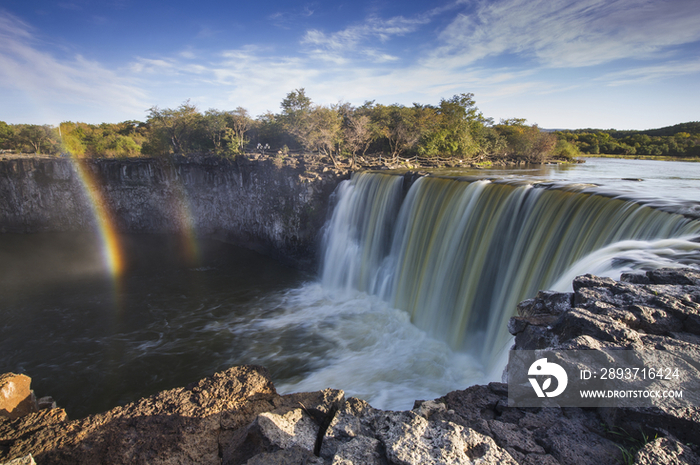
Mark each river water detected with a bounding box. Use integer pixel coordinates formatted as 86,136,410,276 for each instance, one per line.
1,158,699,418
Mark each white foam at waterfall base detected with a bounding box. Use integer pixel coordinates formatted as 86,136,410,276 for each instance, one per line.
227,282,501,411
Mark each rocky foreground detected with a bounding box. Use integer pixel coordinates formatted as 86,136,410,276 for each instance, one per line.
2,268,700,465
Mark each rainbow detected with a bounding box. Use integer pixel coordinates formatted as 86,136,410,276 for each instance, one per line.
169,171,201,268
70,158,125,279
69,156,202,283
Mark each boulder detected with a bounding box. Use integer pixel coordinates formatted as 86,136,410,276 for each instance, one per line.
371,410,517,465
436,383,623,465
517,290,573,318
0,374,37,419
1,365,277,464
634,437,700,465
509,267,700,449
0,455,36,465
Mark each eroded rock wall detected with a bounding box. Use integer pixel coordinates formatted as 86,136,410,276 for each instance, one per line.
0,157,348,270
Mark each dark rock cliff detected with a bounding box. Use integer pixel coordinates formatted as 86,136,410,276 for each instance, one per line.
0,156,348,270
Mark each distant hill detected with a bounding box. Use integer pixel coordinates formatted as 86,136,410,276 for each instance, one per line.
559,122,700,138
555,122,700,158
636,121,700,137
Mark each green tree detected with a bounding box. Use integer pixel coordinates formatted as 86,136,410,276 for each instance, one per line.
435,93,480,157
279,88,314,150
0,121,16,151
416,94,491,159
57,121,144,158
17,124,59,154
94,133,141,158
495,119,556,162
551,138,580,160
254,111,284,149
203,109,229,153
343,112,374,166
371,104,421,162
280,88,312,115
58,122,87,157
145,100,202,155
226,107,253,153
472,125,506,158
305,105,342,166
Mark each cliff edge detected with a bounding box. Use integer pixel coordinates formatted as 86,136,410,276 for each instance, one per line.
0,155,349,271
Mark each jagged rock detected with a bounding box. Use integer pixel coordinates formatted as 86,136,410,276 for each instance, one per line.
0,408,68,443
623,268,700,286
437,384,504,437
0,454,35,465
572,274,619,292
553,307,643,346
413,399,447,420
1,365,277,464
330,436,384,465
517,291,573,318
486,420,545,456
521,408,622,465
319,397,378,461
436,383,625,465
507,316,529,335
222,388,344,465
597,405,700,448
0,374,37,419
232,407,326,463
372,410,517,465
245,447,323,465
509,267,700,451
634,437,700,465
510,291,574,345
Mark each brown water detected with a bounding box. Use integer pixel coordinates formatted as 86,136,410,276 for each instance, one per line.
0,233,307,418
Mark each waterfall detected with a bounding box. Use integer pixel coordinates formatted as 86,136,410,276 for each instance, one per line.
321,172,700,362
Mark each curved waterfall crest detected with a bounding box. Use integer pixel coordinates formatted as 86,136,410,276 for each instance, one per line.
320,172,700,361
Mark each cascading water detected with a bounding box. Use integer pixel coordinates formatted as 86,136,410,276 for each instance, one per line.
320,172,700,364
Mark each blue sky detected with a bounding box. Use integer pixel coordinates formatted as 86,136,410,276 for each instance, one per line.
1,0,698,129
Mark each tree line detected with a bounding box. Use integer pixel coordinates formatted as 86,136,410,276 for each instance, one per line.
556,122,700,158
0,120,148,158
1,90,594,164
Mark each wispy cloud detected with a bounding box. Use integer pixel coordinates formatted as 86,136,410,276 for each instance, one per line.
0,11,148,122
130,57,178,74
301,14,431,64
599,58,700,86
0,13,33,40
268,4,317,29
433,0,700,68
119,1,700,116
2,0,698,127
